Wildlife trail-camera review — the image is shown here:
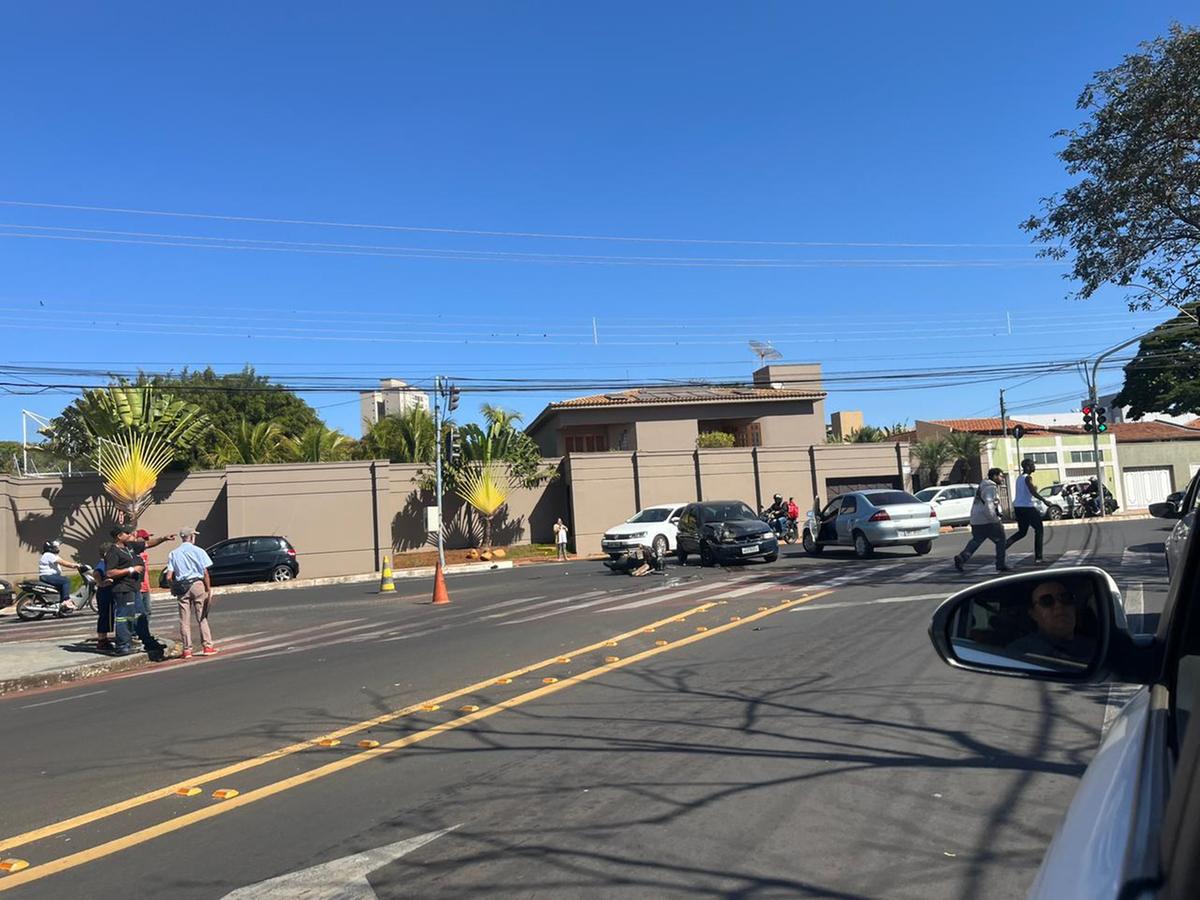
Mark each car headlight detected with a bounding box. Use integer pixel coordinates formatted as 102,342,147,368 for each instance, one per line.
625,531,646,539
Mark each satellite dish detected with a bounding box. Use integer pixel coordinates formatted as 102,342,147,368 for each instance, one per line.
749,340,783,363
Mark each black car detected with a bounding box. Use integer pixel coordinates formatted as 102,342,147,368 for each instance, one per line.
206,536,300,585
675,500,779,566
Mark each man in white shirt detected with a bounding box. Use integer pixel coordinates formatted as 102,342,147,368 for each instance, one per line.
554,518,569,561
954,468,1010,573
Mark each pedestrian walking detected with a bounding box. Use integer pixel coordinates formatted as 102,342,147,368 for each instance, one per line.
104,525,148,656
554,518,569,561
38,540,81,610
954,468,1010,573
1006,459,1049,563
165,527,216,659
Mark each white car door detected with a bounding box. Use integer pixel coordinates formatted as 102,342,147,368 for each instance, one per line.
663,506,684,548
949,486,976,522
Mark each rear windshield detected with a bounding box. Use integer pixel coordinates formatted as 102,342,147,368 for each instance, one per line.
864,491,922,506
914,489,938,502
628,508,671,523
702,502,758,522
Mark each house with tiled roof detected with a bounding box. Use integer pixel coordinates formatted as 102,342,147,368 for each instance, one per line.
1109,421,1200,507
526,364,828,455
908,417,1123,502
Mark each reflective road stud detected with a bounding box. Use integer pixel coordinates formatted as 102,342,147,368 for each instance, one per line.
459,705,480,713
695,626,708,632
655,640,668,646
494,678,512,685
317,739,341,748
175,787,202,797
358,740,380,749
421,704,440,712
212,789,240,800
556,657,572,663
0,860,29,874
542,677,558,684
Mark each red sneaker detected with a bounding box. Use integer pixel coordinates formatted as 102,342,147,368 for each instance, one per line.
181,649,193,659
202,646,218,656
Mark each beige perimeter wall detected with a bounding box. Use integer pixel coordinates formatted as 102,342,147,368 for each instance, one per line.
566,443,908,555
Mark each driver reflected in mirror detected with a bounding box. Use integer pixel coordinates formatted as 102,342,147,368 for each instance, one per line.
1008,579,1097,666
949,572,1103,674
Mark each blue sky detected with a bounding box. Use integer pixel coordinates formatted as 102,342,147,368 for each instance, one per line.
0,2,1194,444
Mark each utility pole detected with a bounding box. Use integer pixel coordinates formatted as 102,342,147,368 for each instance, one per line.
999,389,1011,516
433,376,446,569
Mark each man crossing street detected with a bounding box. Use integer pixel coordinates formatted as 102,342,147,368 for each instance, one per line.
166,527,216,659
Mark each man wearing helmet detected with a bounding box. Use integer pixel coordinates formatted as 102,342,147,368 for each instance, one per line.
765,494,788,537
39,540,81,610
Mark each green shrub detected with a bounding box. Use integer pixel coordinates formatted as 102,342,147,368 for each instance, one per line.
696,431,736,449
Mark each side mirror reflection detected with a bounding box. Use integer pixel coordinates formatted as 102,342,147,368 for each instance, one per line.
930,569,1116,680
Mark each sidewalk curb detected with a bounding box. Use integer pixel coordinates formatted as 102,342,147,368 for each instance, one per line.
143,561,515,601
0,650,155,697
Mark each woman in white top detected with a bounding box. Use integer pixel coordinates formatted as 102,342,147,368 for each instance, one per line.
1006,459,1051,563
554,518,569,561
38,539,80,608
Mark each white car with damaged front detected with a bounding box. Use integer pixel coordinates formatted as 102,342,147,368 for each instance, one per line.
601,504,686,558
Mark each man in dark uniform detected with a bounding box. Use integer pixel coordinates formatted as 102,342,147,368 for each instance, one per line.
104,524,169,659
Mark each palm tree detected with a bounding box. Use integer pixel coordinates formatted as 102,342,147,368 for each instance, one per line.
455,462,514,551
214,419,286,466
284,424,352,463
944,431,984,482
358,407,439,464
911,437,954,487
83,385,211,521
849,425,889,443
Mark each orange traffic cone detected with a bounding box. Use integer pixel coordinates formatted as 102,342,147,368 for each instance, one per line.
432,561,451,605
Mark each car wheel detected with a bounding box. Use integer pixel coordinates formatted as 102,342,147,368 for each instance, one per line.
1045,505,1063,520
699,542,716,568
763,552,778,563
913,540,933,556
652,534,669,557
271,565,294,582
853,531,874,560
15,593,45,621
802,530,823,555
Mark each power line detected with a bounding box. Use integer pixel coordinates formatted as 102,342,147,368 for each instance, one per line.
0,198,1051,249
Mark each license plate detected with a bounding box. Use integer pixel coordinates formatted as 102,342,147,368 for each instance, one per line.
899,528,923,536
741,544,758,555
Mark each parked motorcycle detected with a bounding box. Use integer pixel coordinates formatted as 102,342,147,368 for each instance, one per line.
14,565,97,621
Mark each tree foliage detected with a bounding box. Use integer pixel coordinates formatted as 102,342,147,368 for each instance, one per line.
1022,24,1200,312
696,431,736,449
284,424,353,463
44,366,323,467
355,406,439,464
215,419,288,466
911,438,954,485
1114,302,1200,417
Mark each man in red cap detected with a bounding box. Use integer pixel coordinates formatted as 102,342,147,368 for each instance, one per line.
128,527,175,656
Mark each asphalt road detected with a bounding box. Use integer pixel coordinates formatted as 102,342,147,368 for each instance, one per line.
0,518,1170,899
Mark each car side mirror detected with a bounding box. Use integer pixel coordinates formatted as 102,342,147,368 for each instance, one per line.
669,517,680,525
1149,501,1183,520
928,567,1147,684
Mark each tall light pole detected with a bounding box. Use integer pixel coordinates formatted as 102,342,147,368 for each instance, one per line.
433,376,446,570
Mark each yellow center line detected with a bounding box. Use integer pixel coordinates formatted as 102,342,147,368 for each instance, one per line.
0,599,720,855
0,591,828,892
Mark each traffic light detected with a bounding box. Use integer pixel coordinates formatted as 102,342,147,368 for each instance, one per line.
1082,404,1095,433
447,385,460,413
1096,407,1108,433
445,427,462,464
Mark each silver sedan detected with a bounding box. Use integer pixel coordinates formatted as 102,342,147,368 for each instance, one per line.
802,489,941,559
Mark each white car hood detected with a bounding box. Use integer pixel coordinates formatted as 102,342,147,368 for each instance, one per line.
607,522,658,536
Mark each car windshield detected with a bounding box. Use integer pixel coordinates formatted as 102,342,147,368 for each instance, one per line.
703,502,757,522
865,491,922,506
914,489,938,502
628,508,671,523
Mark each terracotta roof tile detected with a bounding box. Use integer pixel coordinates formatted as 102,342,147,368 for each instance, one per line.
549,386,826,409
1109,421,1200,442
927,418,1071,435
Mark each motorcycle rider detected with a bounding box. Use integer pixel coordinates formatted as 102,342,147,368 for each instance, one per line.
765,494,789,537
38,540,81,611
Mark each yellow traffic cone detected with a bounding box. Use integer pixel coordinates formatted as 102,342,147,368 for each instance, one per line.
379,555,395,593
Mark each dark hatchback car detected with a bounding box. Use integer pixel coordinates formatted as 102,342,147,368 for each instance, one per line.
675,500,778,566
206,536,299,585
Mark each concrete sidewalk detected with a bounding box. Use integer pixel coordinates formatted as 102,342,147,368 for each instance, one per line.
0,637,160,695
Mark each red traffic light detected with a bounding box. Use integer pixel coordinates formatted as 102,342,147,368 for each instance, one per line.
1082,405,1094,415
